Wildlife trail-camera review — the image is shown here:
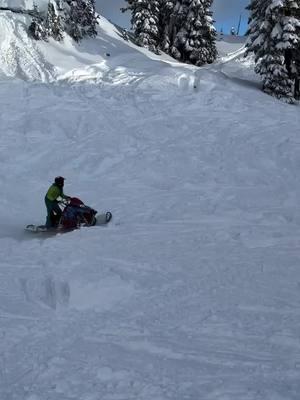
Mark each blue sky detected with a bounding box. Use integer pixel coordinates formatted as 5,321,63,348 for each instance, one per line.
95,0,249,35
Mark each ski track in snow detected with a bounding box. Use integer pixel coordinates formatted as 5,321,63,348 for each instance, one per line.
1,14,300,400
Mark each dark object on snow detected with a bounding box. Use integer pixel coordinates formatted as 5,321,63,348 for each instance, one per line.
60,197,98,229
26,197,112,233
106,53,111,57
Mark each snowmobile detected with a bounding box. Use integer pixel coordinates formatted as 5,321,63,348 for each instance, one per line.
26,197,112,233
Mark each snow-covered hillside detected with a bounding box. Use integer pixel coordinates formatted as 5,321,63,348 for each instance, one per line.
0,9,247,82
1,11,300,400
0,0,36,7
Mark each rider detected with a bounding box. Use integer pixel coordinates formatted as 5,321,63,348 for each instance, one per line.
45,176,70,228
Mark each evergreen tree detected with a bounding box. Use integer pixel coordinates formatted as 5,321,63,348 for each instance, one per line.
85,0,99,37
122,0,218,65
122,0,161,52
160,0,176,53
29,0,99,43
200,0,217,64
64,0,99,42
294,27,300,98
171,0,217,65
64,0,84,41
45,1,64,41
285,2,300,99
245,0,265,56
246,0,300,102
28,3,47,40
169,0,190,60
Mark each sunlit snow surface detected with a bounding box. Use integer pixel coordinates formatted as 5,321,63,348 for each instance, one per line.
1,11,300,400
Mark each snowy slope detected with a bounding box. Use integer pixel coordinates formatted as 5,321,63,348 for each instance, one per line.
0,10,164,82
0,9,247,83
0,11,55,80
0,0,37,7
1,12,300,400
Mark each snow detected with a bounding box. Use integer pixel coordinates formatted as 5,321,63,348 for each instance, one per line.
1,11,300,400
0,12,247,83
0,0,48,10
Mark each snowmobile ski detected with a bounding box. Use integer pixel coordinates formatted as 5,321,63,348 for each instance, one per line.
25,224,49,233
25,212,112,233
95,211,112,225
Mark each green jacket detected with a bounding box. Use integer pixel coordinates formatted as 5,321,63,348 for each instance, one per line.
46,183,66,202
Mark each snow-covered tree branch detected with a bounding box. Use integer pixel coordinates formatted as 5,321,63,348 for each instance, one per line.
246,0,300,103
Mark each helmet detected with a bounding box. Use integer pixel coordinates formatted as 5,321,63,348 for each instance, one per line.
55,176,65,187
